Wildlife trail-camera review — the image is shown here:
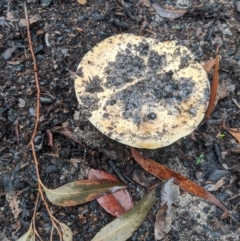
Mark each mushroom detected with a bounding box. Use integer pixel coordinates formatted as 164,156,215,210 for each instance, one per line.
75,34,209,149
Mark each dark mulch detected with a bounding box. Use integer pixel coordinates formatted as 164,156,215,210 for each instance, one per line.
0,0,240,240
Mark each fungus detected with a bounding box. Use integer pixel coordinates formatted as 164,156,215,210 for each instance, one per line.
75,34,209,149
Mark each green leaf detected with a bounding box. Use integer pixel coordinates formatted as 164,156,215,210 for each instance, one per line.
44,179,126,206
60,222,73,241
196,153,204,165
91,188,156,241
16,223,34,241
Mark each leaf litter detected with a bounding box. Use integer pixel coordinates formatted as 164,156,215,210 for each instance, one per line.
16,223,34,241
201,58,216,74
222,121,240,143
91,187,156,241
2,0,240,240
44,179,126,206
130,148,230,218
153,3,187,19
59,222,73,241
155,179,180,240
88,169,133,217
205,178,225,192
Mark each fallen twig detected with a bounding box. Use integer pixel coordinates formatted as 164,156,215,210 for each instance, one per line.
24,3,63,240
205,55,219,119
24,3,40,147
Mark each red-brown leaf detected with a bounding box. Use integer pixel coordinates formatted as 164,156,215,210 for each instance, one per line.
130,148,230,218
205,55,219,119
88,169,134,217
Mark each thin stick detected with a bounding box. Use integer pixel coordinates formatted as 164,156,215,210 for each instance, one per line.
32,193,44,241
31,142,63,240
24,3,62,241
24,3,40,146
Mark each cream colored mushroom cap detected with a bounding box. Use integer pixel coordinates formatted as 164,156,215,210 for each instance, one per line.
75,34,209,149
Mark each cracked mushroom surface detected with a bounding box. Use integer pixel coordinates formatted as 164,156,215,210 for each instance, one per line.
75,34,209,149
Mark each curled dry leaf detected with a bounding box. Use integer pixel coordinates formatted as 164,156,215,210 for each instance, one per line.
154,178,180,240
59,222,73,241
89,169,134,217
201,58,216,74
44,179,126,206
202,57,228,117
130,148,230,218
205,179,224,192
16,223,34,241
155,203,170,241
155,179,180,240
91,188,156,241
153,3,187,19
222,122,240,143
205,55,219,119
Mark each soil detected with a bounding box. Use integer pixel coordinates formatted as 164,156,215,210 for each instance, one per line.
0,0,240,240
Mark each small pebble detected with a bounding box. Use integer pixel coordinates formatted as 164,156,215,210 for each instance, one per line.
40,97,53,104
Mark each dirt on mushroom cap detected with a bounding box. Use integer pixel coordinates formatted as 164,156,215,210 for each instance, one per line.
75,34,209,149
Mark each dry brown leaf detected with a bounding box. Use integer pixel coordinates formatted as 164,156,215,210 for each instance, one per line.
205,179,224,192
77,0,87,5
130,148,230,218
205,55,219,119
153,3,187,19
155,179,180,240
155,203,172,240
223,122,240,143
50,126,85,148
19,15,41,26
202,58,216,74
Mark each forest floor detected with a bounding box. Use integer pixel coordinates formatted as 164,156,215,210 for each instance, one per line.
1,0,240,240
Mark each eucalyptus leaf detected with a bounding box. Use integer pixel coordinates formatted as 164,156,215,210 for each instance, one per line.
16,223,34,241
60,222,73,241
91,188,156,241
44,179,126,206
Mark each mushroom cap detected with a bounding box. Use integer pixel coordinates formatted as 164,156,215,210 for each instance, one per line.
75,34,209,149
